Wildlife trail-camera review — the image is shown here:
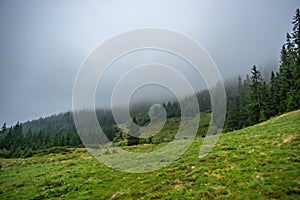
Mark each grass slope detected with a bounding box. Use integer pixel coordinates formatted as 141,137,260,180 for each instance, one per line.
0,110,299,199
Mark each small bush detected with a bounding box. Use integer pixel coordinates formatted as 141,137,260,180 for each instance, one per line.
0,148,10,158
23,148,34,158
35,147,70,156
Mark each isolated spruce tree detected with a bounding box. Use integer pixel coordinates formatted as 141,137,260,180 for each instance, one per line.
248,66,264,125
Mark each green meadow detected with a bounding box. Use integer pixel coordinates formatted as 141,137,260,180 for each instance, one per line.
0,110,299,199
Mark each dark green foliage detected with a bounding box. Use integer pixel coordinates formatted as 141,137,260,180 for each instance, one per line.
22,109,117,138
134,112,151,126
277,9,300,112
127,117,140,146
23,147,34,158
0,108,121,158
34,147,71,156
225,76,250,131
0,122,25,157
163,101,181,118
269,71,280,116
0,122,83,158
225,9,300,131
248,65,265,124
0,148,10,158
196,90,211,112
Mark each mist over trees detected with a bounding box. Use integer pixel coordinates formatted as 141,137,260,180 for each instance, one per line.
0,9,299,158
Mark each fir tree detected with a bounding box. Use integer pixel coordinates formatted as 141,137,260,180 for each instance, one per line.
248,66,264,124
127,116,140,146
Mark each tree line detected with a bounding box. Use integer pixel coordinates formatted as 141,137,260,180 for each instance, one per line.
0,90,211,158
0,122,83,158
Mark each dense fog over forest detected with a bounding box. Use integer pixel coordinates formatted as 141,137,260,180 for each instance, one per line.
0,0,299,125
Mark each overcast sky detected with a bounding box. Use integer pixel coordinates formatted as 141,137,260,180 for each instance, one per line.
0,0,299,125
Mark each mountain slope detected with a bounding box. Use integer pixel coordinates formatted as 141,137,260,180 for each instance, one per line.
0,110,299,199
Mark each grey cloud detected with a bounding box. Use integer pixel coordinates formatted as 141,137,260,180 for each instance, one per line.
0,0,299,125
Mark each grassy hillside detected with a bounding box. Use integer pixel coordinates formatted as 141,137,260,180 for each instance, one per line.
0,110,299,199
114,112,211,146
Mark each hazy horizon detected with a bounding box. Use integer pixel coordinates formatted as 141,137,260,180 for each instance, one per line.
0,0,299,125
